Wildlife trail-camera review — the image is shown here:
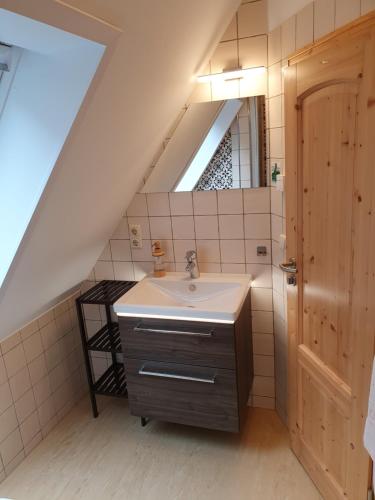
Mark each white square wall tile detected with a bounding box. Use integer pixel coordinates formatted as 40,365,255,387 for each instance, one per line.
0,428,24,466
271,188,283,216
20,410,40,447
273,289,286,319
220,240,245,263
113,262,135,281
0,382,13,414
251,288,273,311
254,355,275,377
281,16,296,59
271,214,283,242
217,189,243,214
28,354,47,385
171,216,195,239
146,193,170,216
271,239,285,267
245,240,271,264
9,366,31,402
221,263,246,273
238,35,268,69
244,214,271,239
194,216,219,239
126,193,148,217
243,188,270,214
252,375,275,397
0,356,6,385
110,240,131,261
192,191,217,215
173,240,196,262
0,405,18,443
268,95,283,128
252,311,274,334
253,333,274,355
268,63,282,98
196,240,221,263
4,344,27,379
272,265,284,295
130,240,152,262
111,217,129,239
94,261,114,281
268,26,282,65
19,321,38,342
199,263,222,273
98,243,111,261
210,40,238,73
149,217,172,240
0,332,21,355
169,192,193,215
238,1,267,38
296,3,314,50
23,332,43,364
219,215,244,239
314,0,335,39
246,264,272,287
269,127,285,158
335,0,360,29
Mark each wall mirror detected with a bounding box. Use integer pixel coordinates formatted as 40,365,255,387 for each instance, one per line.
141,96,266,193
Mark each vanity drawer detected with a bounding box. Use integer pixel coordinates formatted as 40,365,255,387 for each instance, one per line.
125,358,239,432
119,317,235,369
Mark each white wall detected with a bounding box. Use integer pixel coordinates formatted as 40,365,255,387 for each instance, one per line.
0,0,239,339
0,17,104,286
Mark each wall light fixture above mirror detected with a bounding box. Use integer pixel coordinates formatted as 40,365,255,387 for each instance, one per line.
197,66,266,84
141,96,266,194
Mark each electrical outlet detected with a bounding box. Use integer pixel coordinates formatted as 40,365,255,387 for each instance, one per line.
129,224,143,249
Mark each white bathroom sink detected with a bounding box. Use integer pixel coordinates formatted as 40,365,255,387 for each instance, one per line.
113,272,252,323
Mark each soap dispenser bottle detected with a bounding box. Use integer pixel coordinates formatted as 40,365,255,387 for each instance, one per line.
152,241,166,278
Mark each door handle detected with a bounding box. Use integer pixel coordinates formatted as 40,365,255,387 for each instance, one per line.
279,258,297,274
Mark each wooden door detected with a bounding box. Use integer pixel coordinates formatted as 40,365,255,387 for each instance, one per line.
284,14,375,500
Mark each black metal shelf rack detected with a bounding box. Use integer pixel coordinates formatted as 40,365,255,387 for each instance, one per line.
76,280,136,417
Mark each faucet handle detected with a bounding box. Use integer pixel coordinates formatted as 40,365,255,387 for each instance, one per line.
185,250,197,262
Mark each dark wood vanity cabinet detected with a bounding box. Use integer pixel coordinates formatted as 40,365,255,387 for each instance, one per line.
119,292,253,432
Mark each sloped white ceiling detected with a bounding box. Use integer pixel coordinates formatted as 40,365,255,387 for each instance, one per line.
0,0,240,338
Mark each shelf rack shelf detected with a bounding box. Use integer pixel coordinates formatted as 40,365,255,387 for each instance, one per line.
76,280,136,417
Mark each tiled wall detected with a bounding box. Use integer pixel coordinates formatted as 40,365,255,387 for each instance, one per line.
0,292,86,484
188,0,374,423
189,0,268,103
91,188,276,410
91,0,374,422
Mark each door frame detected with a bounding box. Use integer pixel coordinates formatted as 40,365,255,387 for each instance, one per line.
284,10,375,499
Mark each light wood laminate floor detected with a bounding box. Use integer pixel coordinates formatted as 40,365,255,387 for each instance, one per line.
0,397,321,500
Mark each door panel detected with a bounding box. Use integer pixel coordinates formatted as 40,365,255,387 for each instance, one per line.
301,83,357,385
285,17,375,500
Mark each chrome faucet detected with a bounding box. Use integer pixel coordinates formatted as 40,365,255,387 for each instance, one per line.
185,250,200,279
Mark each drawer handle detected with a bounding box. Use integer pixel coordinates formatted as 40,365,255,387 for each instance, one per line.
134,324,214,338
138,367,216,384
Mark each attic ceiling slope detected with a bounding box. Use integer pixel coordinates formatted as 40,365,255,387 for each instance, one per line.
0,0,240,339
